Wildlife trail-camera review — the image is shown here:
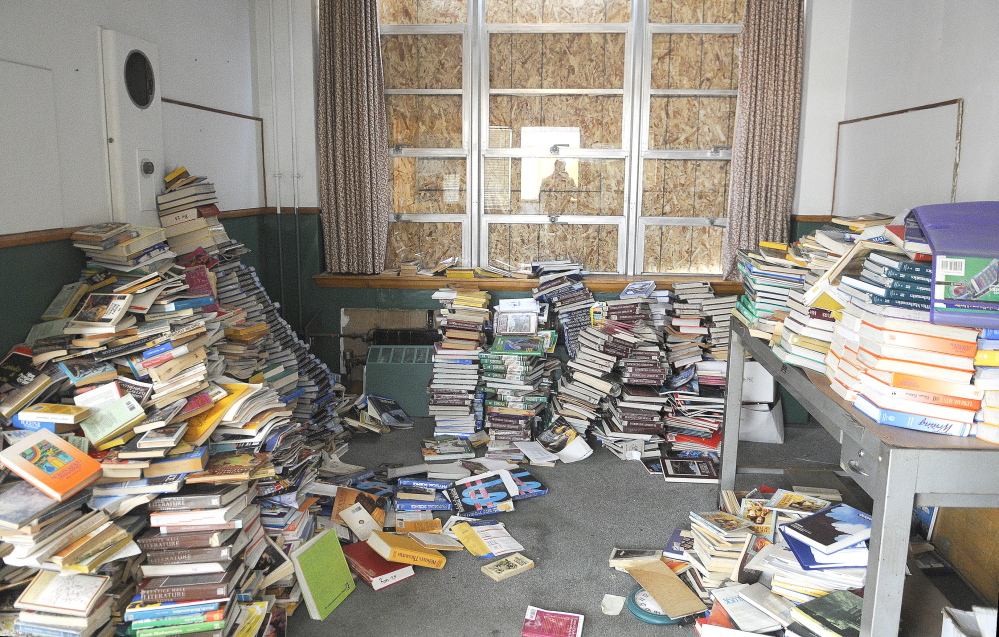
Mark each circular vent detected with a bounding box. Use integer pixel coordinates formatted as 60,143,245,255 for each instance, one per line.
124,50,155,109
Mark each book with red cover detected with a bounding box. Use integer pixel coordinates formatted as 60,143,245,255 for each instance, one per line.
341,541,415,590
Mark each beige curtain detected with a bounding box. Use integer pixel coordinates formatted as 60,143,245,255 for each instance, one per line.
317,0,391,274
721,0,805,279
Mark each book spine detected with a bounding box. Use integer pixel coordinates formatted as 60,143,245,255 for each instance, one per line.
860,272,930,293
145,546,233,565
874,330,977,357
140,582,230,603
389,549,445,569
396,478,451,490
149,496,224,512
866,294,930,310
136,534,218,551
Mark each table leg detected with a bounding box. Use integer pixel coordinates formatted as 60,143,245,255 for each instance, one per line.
862,447,918,637
720,325,745,493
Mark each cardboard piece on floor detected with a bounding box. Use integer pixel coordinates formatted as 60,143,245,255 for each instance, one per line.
625,561,707,620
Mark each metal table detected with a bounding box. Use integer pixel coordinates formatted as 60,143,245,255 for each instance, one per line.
721,321,999,637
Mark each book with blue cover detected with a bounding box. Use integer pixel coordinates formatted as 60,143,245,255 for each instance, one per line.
853,394,973,437
781,503,872,555
780,528,868,569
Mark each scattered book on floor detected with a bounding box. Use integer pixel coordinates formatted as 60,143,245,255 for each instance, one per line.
481,553,535,582
290,530,355,620
521,606,584,637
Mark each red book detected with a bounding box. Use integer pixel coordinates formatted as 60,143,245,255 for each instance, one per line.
341,541,415,590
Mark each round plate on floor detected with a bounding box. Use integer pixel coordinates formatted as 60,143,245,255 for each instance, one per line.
627,587,683,625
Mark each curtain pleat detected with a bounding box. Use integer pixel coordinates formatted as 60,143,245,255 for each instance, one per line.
317,0,391,274
721,0,805,279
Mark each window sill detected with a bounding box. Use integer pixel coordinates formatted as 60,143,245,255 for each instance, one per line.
313,272,744,295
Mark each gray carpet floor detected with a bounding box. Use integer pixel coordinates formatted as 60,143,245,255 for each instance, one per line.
287,421,842,637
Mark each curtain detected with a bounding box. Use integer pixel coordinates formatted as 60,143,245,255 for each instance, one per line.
317,0,391,274
721,0,806,279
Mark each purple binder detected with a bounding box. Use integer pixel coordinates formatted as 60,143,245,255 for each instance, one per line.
911,202,999,328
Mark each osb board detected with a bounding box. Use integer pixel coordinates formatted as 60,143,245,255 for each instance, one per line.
932,508,999,603
644,225,724,274
648,96,736,150
380,0,467,24
382,34,462,90
385,95,463,148
648,0,744,24
489,33,625,90
650,33,739,90
488,95,623,148
393,157,467,216
485,0,630,23
392,157,417,214
483,159,625,216
642,159,730,218
488,223,618,272
385,221,462,269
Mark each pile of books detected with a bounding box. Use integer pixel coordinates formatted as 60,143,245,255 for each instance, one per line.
661,488,870,636
157,167,229,257
975,327,999,444
72,223,174,274
0,170,347,631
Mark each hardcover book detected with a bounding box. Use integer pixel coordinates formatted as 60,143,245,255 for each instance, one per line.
0,429,102,500
782,503,872,554
341,540,415,590
15,570,110,617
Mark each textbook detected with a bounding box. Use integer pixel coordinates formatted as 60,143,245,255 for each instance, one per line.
0,429,102,500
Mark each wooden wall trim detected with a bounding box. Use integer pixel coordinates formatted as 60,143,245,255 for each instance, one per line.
0,208,324,248
792,214,833,223
0,226,85,249
314,273,744,295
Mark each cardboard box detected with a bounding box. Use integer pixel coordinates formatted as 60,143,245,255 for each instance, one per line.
740,399,784,444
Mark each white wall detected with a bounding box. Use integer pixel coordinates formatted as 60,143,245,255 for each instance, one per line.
0,0,259,231
843,0,999,203
794,0,852,216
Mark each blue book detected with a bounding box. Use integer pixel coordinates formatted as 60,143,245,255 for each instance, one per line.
12,621,85,637
983,328,999,339
9,414,75,433
782,503,872,555
510,470,547,501
143,341,175,359
397,477,452,490
394,491,453,512
663,528,694,560
780,527,868,570
853,394,973,437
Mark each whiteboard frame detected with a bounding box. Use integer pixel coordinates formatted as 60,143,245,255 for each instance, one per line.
831,98,963,217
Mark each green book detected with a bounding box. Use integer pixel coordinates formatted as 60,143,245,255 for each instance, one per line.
290,529,354,620
134,618,226,637
790,589,862,637
79,394,145,446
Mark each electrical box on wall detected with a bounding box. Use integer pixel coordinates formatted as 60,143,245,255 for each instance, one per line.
101,29,164,226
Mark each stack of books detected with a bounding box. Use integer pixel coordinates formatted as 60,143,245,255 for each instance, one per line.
840,312,981,437
701,288,738,360
734,245,809,338
157,167,225,256
74,224,174,273
838,251,933,314
975,327,999,444
429,287,487,435
532,271,593,358
13,570,116,637
771,303,835,373
481,336,549,444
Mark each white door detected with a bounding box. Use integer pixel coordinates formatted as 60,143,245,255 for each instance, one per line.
101,29,164,227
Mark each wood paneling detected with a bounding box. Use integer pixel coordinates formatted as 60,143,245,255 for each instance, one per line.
933,508,999,603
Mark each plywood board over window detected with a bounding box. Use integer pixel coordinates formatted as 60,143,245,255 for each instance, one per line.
386,221,463,270
486,0,631,23
648,0,744,24
644,225,724,274
380,0,467,24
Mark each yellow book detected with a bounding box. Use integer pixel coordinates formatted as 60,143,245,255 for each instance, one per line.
365,530,446,569
95,429,136,452
974,350,999,367
183,384,252,446
16,403,91,424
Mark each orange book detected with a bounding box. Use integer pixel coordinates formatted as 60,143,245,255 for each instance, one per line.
856,348,973,385
859,373,982,411
859,322,978,357
0,429,102,500
864,369,984,401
